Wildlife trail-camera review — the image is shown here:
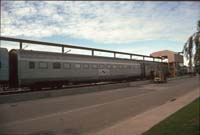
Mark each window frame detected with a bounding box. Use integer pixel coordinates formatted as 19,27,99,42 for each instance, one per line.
63,63,71,69
83,63,89,69
107,64,112,69
29,61,35,69
123,65,128,69
53,62,61,69
74,63,81,69
39,62,48,69
112,65,117,69
99,64,105,69
92,64,98,69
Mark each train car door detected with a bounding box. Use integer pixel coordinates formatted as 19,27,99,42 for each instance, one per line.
9,50,18,88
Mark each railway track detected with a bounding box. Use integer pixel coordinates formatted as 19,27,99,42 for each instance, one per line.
0,81,127,95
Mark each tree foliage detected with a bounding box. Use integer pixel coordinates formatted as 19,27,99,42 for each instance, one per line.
183,20,200,74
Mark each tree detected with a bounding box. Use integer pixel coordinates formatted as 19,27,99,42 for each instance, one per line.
183,20,200,74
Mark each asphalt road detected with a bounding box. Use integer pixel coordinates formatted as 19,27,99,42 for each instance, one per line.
0,76,199,135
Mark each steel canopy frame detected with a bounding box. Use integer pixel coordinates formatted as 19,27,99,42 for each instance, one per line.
0,36,163,62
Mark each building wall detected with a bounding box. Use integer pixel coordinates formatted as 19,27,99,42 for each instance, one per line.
150,50,184,77
175,54,184,63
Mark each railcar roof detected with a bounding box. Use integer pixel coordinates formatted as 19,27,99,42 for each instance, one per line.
10,49,165,64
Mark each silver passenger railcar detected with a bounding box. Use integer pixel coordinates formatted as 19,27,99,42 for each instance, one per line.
9,49,142,88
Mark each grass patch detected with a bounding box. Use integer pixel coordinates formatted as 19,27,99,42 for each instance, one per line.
143,97,200,135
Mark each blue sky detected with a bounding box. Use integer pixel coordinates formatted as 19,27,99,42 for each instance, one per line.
1,1,200,57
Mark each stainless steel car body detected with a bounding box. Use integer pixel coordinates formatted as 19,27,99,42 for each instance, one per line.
10,49,142,87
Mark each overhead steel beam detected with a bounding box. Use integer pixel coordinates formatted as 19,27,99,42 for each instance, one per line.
0,36,162,60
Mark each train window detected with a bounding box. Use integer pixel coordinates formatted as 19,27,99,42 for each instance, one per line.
134,65,138,69
123,65,127,69
135,65,140,69
75,64,81,69
99,64,105,69
83,64,89,69
29,62,35,69
53,62,61,69
113,65,117,69
107,64,111,69
116,65,120,69
127,65,131,69
63,63,71,69
92,64,98,69
39,62,48,69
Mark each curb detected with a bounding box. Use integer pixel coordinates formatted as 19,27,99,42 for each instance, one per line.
89,89,199,135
